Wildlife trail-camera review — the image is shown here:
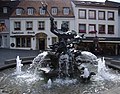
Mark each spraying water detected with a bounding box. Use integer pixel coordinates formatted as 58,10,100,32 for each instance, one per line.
15,56,23,74
96,57,120,81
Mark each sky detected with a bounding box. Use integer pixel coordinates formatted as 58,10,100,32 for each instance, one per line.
82,0,120,3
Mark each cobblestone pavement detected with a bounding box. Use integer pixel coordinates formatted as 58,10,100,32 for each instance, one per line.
0,48,39,65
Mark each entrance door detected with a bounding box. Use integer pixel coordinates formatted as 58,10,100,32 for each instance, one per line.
39,38,45,50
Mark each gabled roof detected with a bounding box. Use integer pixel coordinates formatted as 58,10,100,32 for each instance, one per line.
10,0,74,18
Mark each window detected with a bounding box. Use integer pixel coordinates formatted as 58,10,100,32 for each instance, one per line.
79,9,86,19
52,37,57,44
108,11,114,20
26,21,33,30
27,8,34,15
62,21,69,30
89,10,96,19
98,11,105,20
38,21,45,30
108,25,114,34
3,7,7,13
89,24,96,33
39,7,45,15
99,24,105,34
14,22,21,30
16,37,31,47
0,20,6,32
51,7,58,15
16,8,23,15
63,7,70,15
79,24,86,33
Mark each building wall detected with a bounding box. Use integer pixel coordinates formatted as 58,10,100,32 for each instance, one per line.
0,19,10,48
72,4,119,38
10,17,75,50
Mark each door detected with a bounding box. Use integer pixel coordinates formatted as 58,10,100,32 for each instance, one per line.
39,38,45,50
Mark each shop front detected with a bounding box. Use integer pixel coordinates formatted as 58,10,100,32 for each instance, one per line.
78,37,120,55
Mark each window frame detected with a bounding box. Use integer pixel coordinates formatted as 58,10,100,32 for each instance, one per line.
79,24,86,33
39,7,46,15
16,8,23,15
89,24,96,33
3,7,7,14
98,11,105,20
108,25,114,34
98,24,105,34
51,7,58,15
88,10,96,19
16,37,31,47
27,7,34,15
79,9,86,19
26,21,33,30
108,11,114,20
63,7,70,15
14,21,21,31
38,21,45,30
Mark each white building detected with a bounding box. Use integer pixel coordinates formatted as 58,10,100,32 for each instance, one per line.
10,0,75,50
72,0,120,55
0,1,19,48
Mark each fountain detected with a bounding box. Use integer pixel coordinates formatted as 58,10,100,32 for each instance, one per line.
15,56,23,74
0,2,120,94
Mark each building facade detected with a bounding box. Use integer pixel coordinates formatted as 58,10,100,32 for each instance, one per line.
1,0,120,55
0,1,19,48
72,0,120,55
9,0,75,50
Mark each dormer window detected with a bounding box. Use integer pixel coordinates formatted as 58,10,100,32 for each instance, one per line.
16,8,23,15
63,7,70,15
39,7,45,15
27,7,34,15
3,7,7,13
51,7,58,15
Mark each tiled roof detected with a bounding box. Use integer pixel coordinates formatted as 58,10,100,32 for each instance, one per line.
10,0,74,18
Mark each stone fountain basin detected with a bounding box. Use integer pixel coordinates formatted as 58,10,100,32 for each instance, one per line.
0,57,120,94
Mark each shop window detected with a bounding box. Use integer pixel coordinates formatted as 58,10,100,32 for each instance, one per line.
79,24,86,33
16,37,31,47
